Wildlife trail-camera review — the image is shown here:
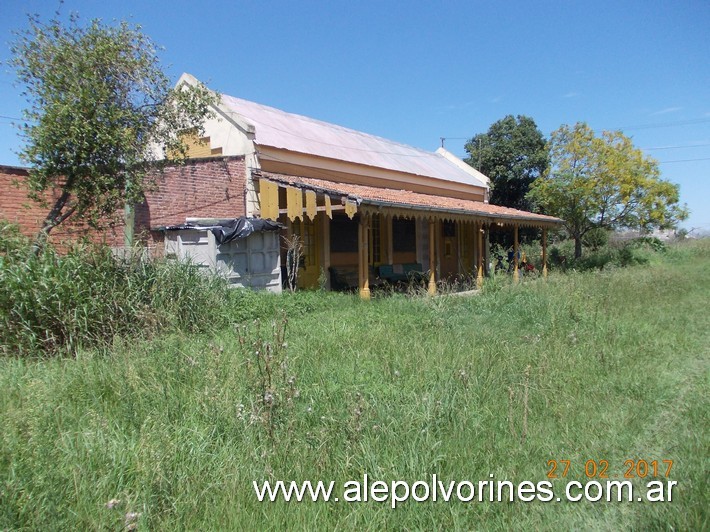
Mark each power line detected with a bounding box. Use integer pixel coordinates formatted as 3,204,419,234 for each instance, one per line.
446,118,710,147
643,142,710,151
602,118,710,132
440,136,470,149
658,157,710,164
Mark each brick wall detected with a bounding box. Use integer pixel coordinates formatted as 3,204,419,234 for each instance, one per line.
0,165,44,236
0,156,248,254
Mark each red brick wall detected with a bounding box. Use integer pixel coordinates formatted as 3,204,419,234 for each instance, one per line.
0,156,248,254
0,165,45,236
138,157,247,228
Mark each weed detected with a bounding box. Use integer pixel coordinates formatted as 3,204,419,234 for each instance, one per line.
507,365,531,444
282,234,303,292
239,315,298,443
0,225,233,357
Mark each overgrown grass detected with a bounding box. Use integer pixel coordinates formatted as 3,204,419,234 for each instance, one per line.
0,240,708,530
0,222,349,357
0,223,237,356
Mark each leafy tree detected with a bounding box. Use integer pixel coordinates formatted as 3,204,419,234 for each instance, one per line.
8,12,217,244
464,115,548,210
527,122,688,258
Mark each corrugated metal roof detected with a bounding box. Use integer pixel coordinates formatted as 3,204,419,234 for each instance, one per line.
261,171,562,226
219,93,488,188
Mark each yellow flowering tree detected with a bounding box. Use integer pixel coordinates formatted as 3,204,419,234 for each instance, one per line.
527,122,687,258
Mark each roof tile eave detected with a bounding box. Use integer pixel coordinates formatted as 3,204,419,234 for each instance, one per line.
259,171,563,225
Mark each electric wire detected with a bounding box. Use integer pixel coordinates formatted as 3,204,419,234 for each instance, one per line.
658,157,710,164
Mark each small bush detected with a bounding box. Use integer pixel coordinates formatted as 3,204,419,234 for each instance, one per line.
575,248,616,271
549,240,575,270
582,227,610,250
617,244,650,267
628,236,667,253
545,235,665,272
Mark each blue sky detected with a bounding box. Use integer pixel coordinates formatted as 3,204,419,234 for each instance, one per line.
1,1,708,232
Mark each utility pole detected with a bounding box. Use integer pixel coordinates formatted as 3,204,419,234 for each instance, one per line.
478,138,483,170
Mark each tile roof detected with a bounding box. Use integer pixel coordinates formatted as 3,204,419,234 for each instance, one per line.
260,171,562,226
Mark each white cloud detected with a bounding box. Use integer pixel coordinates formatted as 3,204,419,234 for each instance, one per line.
563,91,579,98
650,106,683,116
441,101,477,111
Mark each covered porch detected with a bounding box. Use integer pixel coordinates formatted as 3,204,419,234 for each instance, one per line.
256,172,562,298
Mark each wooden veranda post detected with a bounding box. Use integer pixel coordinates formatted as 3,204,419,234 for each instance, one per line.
476,221,484,289
513,224,520,284
428,219,437,295
542,227,548,278
358,215,371,300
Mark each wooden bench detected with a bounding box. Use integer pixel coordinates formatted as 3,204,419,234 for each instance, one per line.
328,266,359,291
330,265,392,291
377,263,426,284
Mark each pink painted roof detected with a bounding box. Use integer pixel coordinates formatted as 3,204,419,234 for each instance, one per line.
220,93,488,188
261,172,562,225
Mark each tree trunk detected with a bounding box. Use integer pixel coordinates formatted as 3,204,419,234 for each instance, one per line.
574,236,583,259
32,189,74,255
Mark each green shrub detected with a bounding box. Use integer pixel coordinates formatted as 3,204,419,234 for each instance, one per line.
582,227,610,250
0,226,234,357
545,235,666,272
0,221,31,258
575,248,616,270
628,236,667,253
549,240,575,270
617,244,650,267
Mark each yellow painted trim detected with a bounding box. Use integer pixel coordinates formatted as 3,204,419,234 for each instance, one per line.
305,190,317,221
182,130,214,158
286,186,303,222
345,200,358,220
358,215,371,300
261,176,558,229
324,195,333,219
428,220,437,295
258,146,487,201
357,204,556,229
476,222,484,289
259,179,280,220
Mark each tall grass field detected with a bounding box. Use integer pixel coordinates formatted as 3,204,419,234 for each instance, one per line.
1,239,708,530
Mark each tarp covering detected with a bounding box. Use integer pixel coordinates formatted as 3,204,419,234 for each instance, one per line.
163,217,283,244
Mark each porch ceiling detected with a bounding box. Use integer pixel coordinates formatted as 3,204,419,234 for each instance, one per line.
258,171,562,228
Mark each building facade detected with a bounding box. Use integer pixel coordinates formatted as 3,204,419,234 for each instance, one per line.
173,74,561,296
1,74,561,295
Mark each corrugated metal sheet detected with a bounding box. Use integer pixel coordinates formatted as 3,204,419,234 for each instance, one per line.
165,228,282,292
220,94,488,188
